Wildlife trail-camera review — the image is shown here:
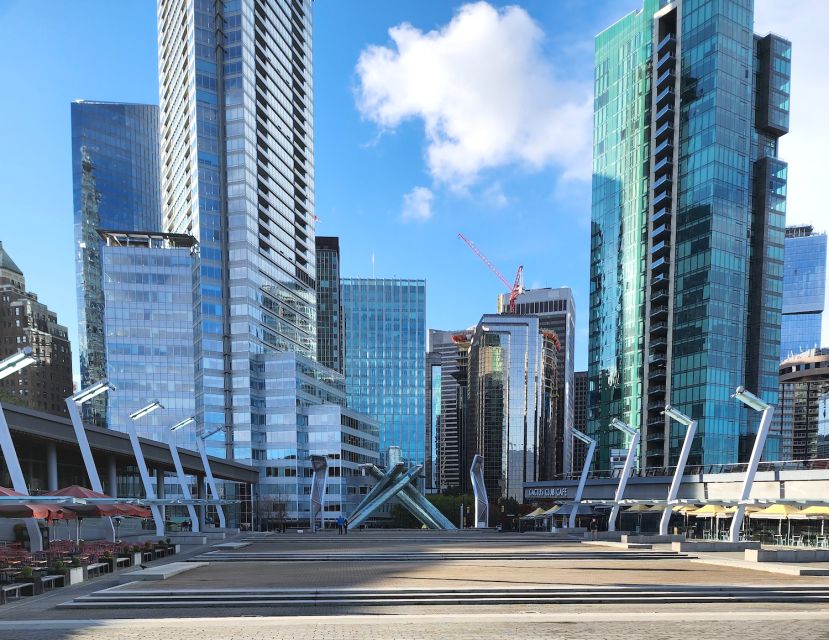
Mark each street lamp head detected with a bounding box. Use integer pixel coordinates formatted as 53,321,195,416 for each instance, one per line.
0,347,36,380
129,400,164,421
610,417,636,436
663,405,693,426
732,386,770,412
170,416,196,432
71,380,116,405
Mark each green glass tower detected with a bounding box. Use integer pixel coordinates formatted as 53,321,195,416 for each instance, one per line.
588,0,790,469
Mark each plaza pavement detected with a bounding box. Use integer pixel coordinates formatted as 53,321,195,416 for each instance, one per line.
1,529,828,638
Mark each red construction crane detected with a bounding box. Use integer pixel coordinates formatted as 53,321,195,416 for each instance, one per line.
458,233,523,313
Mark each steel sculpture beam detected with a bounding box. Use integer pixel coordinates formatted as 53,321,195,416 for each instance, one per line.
470,454,488,528
166,426,199,532
660,405,698,535
310,455,328,532
607,419,639,532
569,428,596,529
729,387,774,543
348,465,422,529
364,464,455,530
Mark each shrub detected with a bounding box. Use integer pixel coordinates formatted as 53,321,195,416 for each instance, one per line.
19,566,33,580
51,560,66,574
70,557,81,568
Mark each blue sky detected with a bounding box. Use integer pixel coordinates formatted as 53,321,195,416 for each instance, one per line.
0,0,826,380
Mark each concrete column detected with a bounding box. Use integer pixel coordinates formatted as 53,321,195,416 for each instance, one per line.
197,475,207,531
46,443,58,492
156,469,165,498
107,456,118,498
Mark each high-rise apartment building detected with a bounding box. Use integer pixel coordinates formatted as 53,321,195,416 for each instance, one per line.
342,278,426,466
0,242,72,416
98,231,198,449
465,315,558,503
778,349,829,461
573,370,588,467
589,0,790,469
425,329,470,493
499,288,575,473
158,0,316,461
781,225,826,360
315,237,344,374
71,101,162,426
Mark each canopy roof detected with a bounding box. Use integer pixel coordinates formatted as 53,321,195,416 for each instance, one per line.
748,504,804,519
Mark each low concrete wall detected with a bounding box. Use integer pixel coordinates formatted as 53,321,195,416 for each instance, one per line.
583,531,629,541
673,541,760,552
622,534,684,544
746,548,829,563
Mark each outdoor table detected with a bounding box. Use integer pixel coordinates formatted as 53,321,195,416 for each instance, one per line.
774,534,784,545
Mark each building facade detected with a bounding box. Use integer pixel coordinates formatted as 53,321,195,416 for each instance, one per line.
781,225,826,360
499,288,575,473
71,101,162,427
158,0,317,463
342,278,426,467
572,370,588,469
315,237,344,374
98,231,198,449
256,352,379,524
0,242,72,416
777,349,829,461
466,314,558,503
589,0,790,470
425,329,470,493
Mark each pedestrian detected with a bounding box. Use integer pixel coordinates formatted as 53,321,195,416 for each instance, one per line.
336,514,344,535
590,518,599,540
343,518,348,536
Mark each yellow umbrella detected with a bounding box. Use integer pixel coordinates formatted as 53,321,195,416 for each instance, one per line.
673,505,699,513
522,507,546,519
788,505,829,535
749,504,805,540
689,504,727,518
542,505,560,516
624,504,653,512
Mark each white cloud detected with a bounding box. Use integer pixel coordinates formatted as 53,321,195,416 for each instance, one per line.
355,2,592,188
401,186,434,222
482,182,509,208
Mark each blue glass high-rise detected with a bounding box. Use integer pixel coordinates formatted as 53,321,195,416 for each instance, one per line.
589,0,790,468
781,225,826,359
71,101,162,427
342,278,426,467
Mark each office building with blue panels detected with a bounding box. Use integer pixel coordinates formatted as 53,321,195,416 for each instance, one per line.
98,231,198,450
342,278,426,467
589,0,790,469
71,101,162,427
781,225,826,359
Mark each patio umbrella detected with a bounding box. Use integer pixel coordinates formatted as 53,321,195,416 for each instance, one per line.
788,505,829,536
749,504,805,540
623,504,652,532
0,486,76,520
690,504,728,538
44,486,150,518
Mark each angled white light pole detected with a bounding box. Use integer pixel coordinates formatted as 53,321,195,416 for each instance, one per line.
607,418,639,532
0,348,42,551
128,400,165,536
660,405,697,535
729,386,774,543
569,428,597,529
172,420,226,528
65,380,117,542
166,417,200,532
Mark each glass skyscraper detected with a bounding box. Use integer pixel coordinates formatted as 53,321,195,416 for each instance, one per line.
158,0,316,462
315,237,344,374
71,101,162,427
342,278,426,466
589,0,790,469
781,225,826,359
465,315,558,503
98,231,198,450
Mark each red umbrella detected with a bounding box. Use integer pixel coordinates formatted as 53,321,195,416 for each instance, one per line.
0,486,76,520
44,486,150,518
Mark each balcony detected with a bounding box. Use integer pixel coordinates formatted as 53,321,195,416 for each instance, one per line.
648,367,667,381
657,33,676,53
647,415,666,428
651,256,669,273
648,384,667,396
653,138,673,159
656,68,675,89
651,289,669,305
652,173,672,193
652,207,671,225
650,320,669,334
655,86,674,108
649,352,667,365
649,304,669,319
653,156,672,177
656,51,675,72
654,102,674,126
647,400,666,411
654,120,673,143
652,190,672,209
651,239,670,258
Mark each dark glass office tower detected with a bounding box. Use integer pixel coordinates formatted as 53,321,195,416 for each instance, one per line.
781,225,826,359
71,101,162,427
589,0,790,469
315,237,344,374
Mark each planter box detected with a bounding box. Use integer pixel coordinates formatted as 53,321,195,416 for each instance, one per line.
66,567,84,585
132,552,143,567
